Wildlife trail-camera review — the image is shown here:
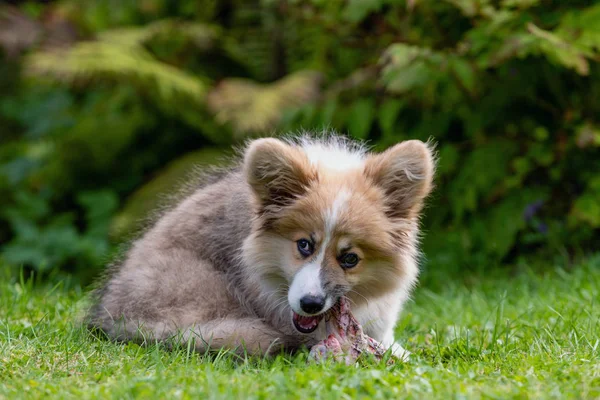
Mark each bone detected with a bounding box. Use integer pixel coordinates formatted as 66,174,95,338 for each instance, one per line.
308,297,395,365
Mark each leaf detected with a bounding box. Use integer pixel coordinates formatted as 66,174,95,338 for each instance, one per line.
448,140,519,221
449,57,477,96
343,0,383,23
570,194,600,228
3,190,50,222
1,213,82,272
569,176,600,228
527,23,590,76
384,61,432,94
556,4,600,55
381,43,423,71
481,190,545,259
480,33,536,68
377,98,404,135
319,99,338,127
380,44,440,94
77,190,119,239
437,145,460,176
347,98,375,140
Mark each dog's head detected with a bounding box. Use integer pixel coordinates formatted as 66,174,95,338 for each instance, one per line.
242,136,435,334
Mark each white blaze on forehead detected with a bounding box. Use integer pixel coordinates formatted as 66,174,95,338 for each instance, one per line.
325,189,351,237
300,140,366,171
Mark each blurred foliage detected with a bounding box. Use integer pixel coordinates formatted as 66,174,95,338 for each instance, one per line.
1,0,599,282
110,148,230,241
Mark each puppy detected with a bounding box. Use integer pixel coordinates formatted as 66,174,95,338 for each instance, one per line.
89,135,435,357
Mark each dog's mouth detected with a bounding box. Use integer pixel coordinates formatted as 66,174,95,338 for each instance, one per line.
292,311,324,334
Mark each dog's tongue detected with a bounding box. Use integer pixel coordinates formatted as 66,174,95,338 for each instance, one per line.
293,312,323,334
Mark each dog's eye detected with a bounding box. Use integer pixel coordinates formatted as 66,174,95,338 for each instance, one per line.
339,253,360,269
297,239,314,257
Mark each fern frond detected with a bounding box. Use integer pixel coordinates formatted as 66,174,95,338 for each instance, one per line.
98,19,219,50
25,41,209,114
207,70,322,135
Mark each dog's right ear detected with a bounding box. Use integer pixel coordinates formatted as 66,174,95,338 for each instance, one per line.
244,138,316,209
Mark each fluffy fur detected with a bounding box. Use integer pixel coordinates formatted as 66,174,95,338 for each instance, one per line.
88,134,436,357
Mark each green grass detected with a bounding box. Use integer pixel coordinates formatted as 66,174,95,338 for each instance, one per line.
1,256,599,399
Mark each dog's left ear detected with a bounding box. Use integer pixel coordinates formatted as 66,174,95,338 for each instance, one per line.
244,138,316,210
364,140,436,219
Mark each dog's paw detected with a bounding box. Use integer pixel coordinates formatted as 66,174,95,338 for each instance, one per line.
388,341,411,362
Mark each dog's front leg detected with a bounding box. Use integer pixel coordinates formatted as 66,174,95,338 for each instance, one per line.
179,317,298,357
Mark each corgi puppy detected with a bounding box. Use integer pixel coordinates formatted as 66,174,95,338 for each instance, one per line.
89,134,436,357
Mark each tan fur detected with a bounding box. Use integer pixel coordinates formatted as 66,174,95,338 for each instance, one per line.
89,134,436,357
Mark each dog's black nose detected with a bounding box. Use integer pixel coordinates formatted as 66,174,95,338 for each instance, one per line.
300,295,325,314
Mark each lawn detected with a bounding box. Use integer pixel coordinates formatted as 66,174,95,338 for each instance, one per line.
1,256,599,399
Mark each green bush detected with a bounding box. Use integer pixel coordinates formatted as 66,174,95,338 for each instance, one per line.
1,0,599,282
